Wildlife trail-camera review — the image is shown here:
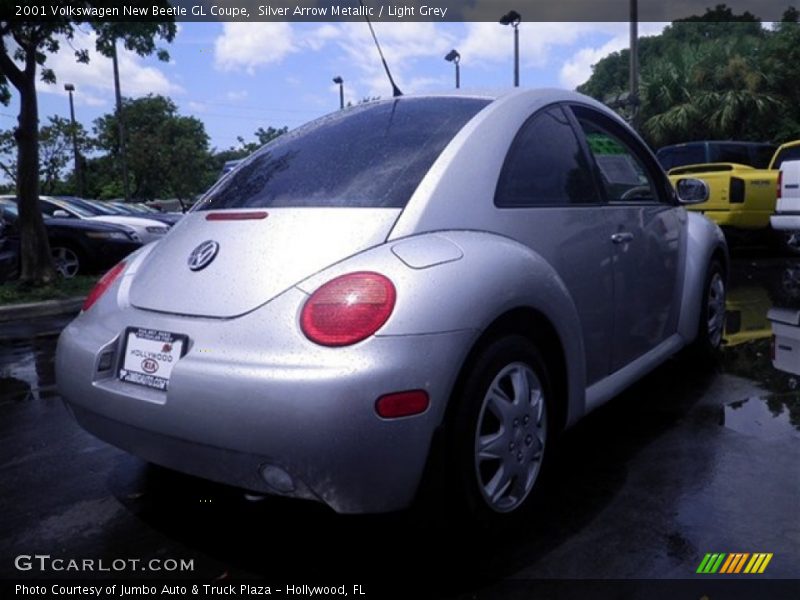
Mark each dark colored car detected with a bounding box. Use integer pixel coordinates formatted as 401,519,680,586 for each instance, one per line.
656,141,777,171
0,210,18,283
105,200,183,226
0,200,142,278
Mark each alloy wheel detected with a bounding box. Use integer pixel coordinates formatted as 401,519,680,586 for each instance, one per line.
474,362,547,513
51,247,80,279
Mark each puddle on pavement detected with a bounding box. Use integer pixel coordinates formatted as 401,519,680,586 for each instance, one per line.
722,395,800,440
0,335,60,403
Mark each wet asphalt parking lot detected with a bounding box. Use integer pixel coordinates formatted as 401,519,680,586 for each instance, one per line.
0,251,798,598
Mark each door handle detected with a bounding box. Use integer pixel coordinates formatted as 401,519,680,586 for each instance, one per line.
611,232,634,244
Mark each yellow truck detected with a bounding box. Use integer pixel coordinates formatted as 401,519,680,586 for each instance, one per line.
666,140,800,251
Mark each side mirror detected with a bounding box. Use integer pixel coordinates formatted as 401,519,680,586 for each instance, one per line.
675,178,709,205
52,209,71,218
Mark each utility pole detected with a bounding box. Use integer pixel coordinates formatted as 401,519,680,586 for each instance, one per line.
111,40,131,201
629,0,639,127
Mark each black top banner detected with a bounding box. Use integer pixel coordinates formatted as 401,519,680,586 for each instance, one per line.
4,0,800,23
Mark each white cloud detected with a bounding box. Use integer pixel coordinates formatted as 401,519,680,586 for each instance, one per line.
34,29,182,107
225,90,248,101
187,101,208,112
458,22,631,70
559,35,628,89
558,23,669,90
304,24,341,51
324,22,455,99
213,22,296,73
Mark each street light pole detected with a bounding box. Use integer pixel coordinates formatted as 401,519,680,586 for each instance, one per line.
444,49,461,89
333,76,344,110
63,83,83,197
111,40,131,202
499,11,522,88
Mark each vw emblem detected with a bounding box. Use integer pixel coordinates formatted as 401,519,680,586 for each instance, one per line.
187,240,220,271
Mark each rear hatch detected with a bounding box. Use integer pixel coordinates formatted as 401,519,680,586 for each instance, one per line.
129,96,492,318
129,209,400,318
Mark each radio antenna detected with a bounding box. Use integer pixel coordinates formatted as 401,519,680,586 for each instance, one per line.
358,0,403,97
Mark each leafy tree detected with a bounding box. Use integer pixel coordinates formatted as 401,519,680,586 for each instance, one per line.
0,128,15,184
577,4,800,148
234,126,289,155
0,117,91,193
0,12,175,285
209,126,289,182
639,38,782,146
39,116,92,194
94,95,211,202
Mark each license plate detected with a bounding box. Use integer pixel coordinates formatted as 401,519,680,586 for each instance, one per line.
119,328,187,391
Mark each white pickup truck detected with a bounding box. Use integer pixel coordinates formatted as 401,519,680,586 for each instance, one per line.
771,159,800,234
768,306,800,376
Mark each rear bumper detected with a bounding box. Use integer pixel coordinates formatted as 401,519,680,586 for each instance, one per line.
690,208,771,230
56,293,474,513
770,214,800,231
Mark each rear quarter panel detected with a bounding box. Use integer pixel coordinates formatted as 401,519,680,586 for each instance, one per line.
297,231,589,429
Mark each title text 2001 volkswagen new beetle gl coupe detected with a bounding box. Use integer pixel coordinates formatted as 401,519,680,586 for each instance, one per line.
56,89,727,521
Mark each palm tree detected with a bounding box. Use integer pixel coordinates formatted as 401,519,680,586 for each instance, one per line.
640,38,782,147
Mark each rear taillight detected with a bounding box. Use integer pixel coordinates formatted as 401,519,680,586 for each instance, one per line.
777,170,783,200
300,272,396,346
82,261,126,312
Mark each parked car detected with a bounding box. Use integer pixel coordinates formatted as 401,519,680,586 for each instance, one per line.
0,199,141,278
0,208,18,283
666,140,800,252
104,201,183,226
220,159,243,178
46,196,171,244
0,195,168,245
56,90,727,522
656,141,777,171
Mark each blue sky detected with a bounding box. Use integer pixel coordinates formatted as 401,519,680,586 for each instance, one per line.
3,21,667,158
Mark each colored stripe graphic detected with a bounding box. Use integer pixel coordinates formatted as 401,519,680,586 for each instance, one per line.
733,553,750,573
697,553,727,573
699,552,773,574
720,554,736,573
744,553,774,574
720,553,749,573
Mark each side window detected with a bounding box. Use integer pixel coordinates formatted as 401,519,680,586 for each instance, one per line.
39,201,58,217
495,106,600,207
573,108,663,204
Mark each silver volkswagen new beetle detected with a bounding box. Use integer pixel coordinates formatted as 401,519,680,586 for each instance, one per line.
56,89,727,521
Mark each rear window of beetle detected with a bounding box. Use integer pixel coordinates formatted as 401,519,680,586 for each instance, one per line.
196,97,490,210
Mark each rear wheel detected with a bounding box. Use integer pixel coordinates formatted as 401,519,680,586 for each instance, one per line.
51,245,82,278
449,335,551,526
686,259,726,358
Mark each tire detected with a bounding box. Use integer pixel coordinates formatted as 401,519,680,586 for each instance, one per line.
773,229,800,256
50,244,82,279
448,335,551,527
686,259,726,358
